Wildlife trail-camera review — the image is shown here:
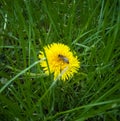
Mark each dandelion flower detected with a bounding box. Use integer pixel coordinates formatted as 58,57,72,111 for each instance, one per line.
38,43,80,81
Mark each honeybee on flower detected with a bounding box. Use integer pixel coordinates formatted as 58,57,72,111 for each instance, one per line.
38,43,80,81
58,54,69,64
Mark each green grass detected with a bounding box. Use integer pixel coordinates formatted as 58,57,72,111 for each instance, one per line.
0,0,120,121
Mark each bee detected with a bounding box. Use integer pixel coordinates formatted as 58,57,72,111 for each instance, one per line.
58,54,69,64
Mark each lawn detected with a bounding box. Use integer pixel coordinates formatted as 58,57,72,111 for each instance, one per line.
0,0,120,121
